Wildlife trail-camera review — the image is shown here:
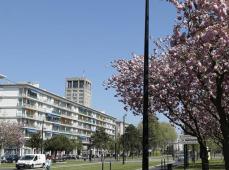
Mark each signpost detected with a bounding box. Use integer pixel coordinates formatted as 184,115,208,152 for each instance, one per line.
179,135,198,144
179,135,198,170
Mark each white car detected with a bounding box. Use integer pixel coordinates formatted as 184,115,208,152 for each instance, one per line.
16,154,46,169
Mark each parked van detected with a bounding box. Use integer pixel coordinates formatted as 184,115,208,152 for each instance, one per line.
16,154,46,169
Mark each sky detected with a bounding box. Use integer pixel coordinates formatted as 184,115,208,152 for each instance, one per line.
0,0,176,125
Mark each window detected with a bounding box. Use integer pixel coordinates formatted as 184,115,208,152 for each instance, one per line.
73,81,78,88
67,81,72,88
79,81,84,88
34,156,37,161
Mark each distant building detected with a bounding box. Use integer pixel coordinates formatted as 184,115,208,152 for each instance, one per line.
115,120,129,137
0,83,116,155
65,77,91,107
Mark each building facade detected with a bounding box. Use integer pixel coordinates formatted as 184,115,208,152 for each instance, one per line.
0,83,116,155
115,120,129,137
65,77,91,107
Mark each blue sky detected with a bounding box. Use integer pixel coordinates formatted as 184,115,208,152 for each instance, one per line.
0,0,176,125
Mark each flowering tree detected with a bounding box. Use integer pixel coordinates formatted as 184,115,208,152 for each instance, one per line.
106,56,218,169
106,0,229,169
168,0,229,169
0,121,25,151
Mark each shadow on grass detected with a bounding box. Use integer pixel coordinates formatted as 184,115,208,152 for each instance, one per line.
176,162,225,169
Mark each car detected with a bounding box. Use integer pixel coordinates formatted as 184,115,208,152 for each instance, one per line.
76,155,82,159
1,156,7,163
177,155,184,161
16,154,46,169
81,154,88,161
69,154,77,159
1,155,20,163
53,156,64,162
7,155,20,163
62,155,71,160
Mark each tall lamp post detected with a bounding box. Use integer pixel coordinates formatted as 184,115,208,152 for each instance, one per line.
0,74,6,80
89,138,93,162
0,74,16,84
143,0,149,170
115,125,117,160
122,114,127,165
41,120,44,154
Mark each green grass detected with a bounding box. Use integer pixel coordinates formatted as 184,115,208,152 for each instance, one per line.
0,159,160,170
174,159,225,170
52,160,161,170
52,162,159,170
0,163,15,168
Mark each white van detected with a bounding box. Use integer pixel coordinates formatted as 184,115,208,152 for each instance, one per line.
16,154,46,169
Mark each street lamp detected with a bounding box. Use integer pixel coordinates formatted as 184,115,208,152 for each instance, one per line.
142,0,149,170
0,74,16,84
89,138,93,162
40,120,44,154
0,132,4,164
122,114,127,165
0,74,6,79
115,125,117,160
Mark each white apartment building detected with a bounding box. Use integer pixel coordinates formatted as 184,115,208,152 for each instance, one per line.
0,83,116,155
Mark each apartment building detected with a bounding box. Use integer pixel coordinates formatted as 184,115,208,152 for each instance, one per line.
0,83,116,155
65,77,91,107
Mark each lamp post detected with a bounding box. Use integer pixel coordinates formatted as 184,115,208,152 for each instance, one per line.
0,132,4,164
89,138,93,162
115,125,117,160
0,74,6,80
122,114,127,165
41,120,44,154
0,74,16,84
142,0,149,170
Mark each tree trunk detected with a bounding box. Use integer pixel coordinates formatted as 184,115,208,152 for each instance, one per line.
222,137,229,170
217,110,229,170
200,143,209,170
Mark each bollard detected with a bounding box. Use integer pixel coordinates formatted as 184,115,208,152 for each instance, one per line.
110,161,112,170
167,163,173,170
161,159,163,170
102,161,104,170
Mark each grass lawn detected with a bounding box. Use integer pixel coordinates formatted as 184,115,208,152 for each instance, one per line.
52,160,161,170
0,158,160,170
0,163,15,168
174,159,225,170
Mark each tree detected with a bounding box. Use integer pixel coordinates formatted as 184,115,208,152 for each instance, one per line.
75,139,83,155
105,1,229,169
91,127,110,153
107,138,115,156
165,0,229,169
124,124,140,158
44,135,74,157
25,133,42,154
157,123,177,151
0,121,25,152
138,115,160,154
138,117,177,155
107,54,216,169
